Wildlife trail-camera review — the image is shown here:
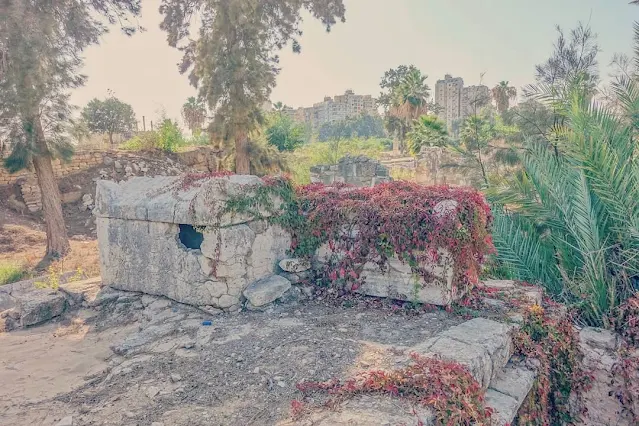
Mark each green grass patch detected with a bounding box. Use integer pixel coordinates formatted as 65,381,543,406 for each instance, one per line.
0,262,26,286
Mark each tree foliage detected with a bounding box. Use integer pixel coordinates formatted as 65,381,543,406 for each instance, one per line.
488,41,639,326
317,114,385,142
159,0,346,173
406,115,448,155
82,95,137,146
527,22,600,98
379,66,435,152
265,112,305,151
181,96,207,135
0,0,140,256
492,81,517,114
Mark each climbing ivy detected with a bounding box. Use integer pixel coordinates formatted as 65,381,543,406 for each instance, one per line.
177,174,494,297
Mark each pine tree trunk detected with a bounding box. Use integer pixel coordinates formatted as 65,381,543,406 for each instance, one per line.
235,130,250,174
32,117,70,257
109,132,114,148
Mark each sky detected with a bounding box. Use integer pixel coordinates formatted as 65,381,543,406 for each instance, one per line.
70,0,638,128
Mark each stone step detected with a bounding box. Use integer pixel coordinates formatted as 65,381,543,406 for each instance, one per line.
486,363,537,426
412,317,515,388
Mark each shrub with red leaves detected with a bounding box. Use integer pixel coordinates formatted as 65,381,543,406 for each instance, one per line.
613,293,639,347
512,305,591,425
293,353,493,425
291,181,494,297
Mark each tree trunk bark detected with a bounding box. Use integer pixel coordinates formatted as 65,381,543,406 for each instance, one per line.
32,117,70,257
235,130,250,174
109,132,114,148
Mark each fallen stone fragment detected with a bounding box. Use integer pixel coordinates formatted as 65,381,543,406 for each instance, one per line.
18,290,67,327
279,258,311,273
243,275,291,307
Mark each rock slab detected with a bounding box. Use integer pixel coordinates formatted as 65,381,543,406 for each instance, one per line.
243,275,291,307
18,290,67,327
412,318,514,388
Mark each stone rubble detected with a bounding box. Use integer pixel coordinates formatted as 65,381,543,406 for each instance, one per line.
243,275,292,308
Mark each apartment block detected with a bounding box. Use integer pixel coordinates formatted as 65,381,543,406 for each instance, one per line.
435,74,490,131
435,74,464,128
282,90,377,128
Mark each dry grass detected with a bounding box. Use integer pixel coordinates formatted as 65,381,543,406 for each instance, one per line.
0,224,100,279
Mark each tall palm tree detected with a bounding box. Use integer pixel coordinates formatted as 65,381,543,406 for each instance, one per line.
492,81,517,114
388,69,432,152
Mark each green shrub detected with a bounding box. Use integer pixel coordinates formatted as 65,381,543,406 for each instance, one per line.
121,131,159,151
157,119,185,152
287,137,387,184
488,80,639,326
0,262,26,286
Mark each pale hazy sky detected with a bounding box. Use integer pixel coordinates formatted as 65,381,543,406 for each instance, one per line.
70,0,638,128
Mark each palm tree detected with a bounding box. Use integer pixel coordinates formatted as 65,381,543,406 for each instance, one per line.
181,97,206,136
406,115,448,155
388,68,432,152
272,101,289,113
492,81,517,114
488,74,639,326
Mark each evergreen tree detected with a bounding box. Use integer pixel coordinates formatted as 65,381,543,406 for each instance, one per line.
0,1,140,257
159,0,346,173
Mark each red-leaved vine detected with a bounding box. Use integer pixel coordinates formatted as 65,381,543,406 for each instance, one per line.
289,181,494,297
292,353,493,425
512,305,592,425
612,293,639,422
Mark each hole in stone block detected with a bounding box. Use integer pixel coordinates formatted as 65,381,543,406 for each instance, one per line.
179,224,203,250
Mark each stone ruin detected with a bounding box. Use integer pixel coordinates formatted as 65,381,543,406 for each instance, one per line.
95,175,460,311
310,155,391,187
94,175,292,312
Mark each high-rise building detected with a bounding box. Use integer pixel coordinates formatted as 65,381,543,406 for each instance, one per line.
282,90,377,128
435,75,490,131
435,74,464,128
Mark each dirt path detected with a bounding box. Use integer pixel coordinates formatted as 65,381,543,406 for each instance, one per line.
0,294,461,426
0,311,136,425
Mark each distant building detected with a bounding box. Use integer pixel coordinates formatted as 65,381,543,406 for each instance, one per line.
435,75,464,129
435,75,490,132
283,90,377,128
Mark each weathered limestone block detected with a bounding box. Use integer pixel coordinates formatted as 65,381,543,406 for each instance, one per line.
279,258,311,273
279,394,434,426
356,254,455,306
243,275,291,307
412,318,514,388
95,175,274,227
95,176,292,310
18,290,67,327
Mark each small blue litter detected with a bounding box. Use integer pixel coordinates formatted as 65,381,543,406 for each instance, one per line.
202,320,212,326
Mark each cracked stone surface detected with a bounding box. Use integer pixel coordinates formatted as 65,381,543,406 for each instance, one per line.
95,177,291,310
412,318,514,388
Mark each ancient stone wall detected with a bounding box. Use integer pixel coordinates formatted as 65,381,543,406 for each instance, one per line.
380,147,474,187
1,148,221,213
310,155,391,187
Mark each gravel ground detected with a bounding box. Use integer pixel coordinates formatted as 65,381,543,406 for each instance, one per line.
2,292,463,426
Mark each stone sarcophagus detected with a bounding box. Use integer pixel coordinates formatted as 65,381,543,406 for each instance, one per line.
94,175,291,312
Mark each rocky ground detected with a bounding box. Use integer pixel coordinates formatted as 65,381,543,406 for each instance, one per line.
0,284,463,426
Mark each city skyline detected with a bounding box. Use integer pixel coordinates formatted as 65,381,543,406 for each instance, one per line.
69,0,636,126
